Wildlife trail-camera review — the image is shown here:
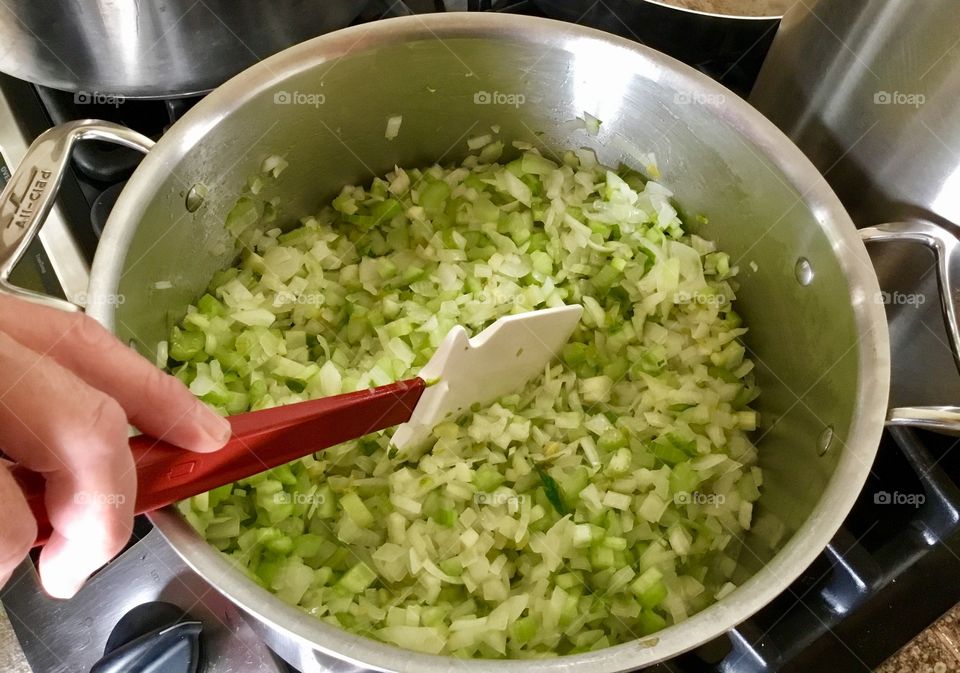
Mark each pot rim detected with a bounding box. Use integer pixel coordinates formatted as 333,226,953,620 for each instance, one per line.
643,0,785,21
88,12,889,672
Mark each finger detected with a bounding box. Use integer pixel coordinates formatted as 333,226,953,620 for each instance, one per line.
0,332,135,598
0,295,230,453
0,464,38,589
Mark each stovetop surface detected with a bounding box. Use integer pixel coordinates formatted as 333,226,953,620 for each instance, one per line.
3,1,960,672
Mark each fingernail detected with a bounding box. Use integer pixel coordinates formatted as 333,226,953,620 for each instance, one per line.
195,404,232,445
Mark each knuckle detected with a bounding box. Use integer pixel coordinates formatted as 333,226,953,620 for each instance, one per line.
0,512,36,573
89,393,127,431
82,394,129,454
109,519,134,555
141,365,183,404
66,482,134,546
130,365,191,420
0,539,31,574
0,330,32,368
95,515,133,558
0,329,17,352
66,312,114,353
63,510,132,559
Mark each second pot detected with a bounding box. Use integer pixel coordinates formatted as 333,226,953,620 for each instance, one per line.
0,0,369,98
530,0,783,92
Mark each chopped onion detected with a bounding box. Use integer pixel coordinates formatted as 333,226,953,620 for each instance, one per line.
583,112,602,136
385,114,403,140
171,140,763,658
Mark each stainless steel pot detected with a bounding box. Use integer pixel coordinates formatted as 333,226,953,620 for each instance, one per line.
749,0,960,414
0,0,369,98
2,13,960,672
529,0,784,90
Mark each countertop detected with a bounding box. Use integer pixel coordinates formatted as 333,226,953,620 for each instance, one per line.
0,605,29,673
876,605,960,673
2,596,959,672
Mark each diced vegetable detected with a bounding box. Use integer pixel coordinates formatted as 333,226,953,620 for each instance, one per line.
174,140,761,658
385,114,403,140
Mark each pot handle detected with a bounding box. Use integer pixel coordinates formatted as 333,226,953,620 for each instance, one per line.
0,120,154,312
860,221,960,434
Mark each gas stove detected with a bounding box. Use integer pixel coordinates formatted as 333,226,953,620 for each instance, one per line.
2,1,959,672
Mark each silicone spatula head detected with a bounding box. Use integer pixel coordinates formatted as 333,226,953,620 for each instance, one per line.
391,304,583,451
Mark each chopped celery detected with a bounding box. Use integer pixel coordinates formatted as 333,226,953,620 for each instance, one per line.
337,561,378,594
638,610,667,636
510,616,539,644
174,142,761,657
340,491,374,528
169,327,205,362
472,465,505,493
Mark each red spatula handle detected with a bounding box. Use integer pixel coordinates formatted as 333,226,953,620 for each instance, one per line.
13,377,426,547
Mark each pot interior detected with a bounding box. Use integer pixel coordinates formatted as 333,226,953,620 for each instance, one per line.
92,15,886,668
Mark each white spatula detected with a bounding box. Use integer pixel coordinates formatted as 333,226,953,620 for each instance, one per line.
392,304,583,449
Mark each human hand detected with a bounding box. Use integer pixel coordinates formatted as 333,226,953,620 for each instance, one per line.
0,294,230,598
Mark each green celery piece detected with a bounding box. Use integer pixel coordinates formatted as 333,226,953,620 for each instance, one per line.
293,534,325,558
169,327,205,362
225,196,260,235
264,533,294,555
208,483,234,508
592,264,622,292
520,152,558,176
269,464,298,485
631,348,666,377
509,616,539,644
336,561,377,594
419,181,451,213
197,293,226,317
336,612,357,628
205,517,240,539
438,558,463,577
373,198,403,222
602,358,630,381
651,435,695,466
339,491,374,528
331,192,357,214
669,461,701,495
435,508,457,527
638,610,667,635
560,466,590,502
472,465,505,493
734,384,760,410
562,342,589,366
598,428,628,451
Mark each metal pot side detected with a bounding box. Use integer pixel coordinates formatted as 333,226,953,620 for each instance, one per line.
0,0,368,98
530,0,782,85
85,14,889,672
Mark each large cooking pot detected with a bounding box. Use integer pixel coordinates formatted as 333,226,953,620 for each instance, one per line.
749,0,960,410
0,0,369,98
529,0,785,91
2,13,960,672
